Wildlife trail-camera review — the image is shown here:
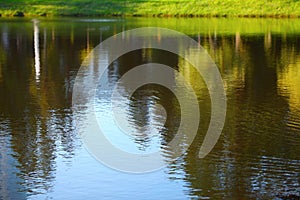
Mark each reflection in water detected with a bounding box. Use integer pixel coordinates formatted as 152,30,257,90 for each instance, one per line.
0,120,26,200
126,84,181,151
0,18,299,199
0,19,83,198
278,53,300,111
181,33,300,199
107,48,181,151
33,19,40,81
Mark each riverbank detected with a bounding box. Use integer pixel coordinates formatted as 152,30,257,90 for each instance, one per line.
1,0,300,18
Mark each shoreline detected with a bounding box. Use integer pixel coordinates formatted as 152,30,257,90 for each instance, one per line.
1,13,300,18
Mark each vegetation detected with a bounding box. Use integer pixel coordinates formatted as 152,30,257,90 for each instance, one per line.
0,0,300,17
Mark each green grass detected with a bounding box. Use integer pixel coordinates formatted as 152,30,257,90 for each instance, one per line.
0,0,300,17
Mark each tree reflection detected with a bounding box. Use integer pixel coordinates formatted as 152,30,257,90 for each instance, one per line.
33,19,40,81
103,31,300,198
0,18,300,199
109,46,181,150
179,33,300,198
0,20,94,196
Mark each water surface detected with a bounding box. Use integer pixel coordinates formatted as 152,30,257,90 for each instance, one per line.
0,17,300,199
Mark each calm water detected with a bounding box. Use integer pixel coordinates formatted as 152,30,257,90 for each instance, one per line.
0,17,300,199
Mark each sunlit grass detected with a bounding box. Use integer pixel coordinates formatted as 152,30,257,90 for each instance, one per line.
0,0,300,17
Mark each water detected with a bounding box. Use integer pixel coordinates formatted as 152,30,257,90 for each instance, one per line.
0,17,300,199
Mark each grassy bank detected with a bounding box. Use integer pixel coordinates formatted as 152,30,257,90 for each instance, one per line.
1,0,300,17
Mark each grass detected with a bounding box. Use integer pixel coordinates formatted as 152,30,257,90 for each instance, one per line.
0,0,300,17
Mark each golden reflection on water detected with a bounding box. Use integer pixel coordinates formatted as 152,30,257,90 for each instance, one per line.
277,56,300,112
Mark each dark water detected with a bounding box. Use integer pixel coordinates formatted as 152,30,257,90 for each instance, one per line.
0,17,300,199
